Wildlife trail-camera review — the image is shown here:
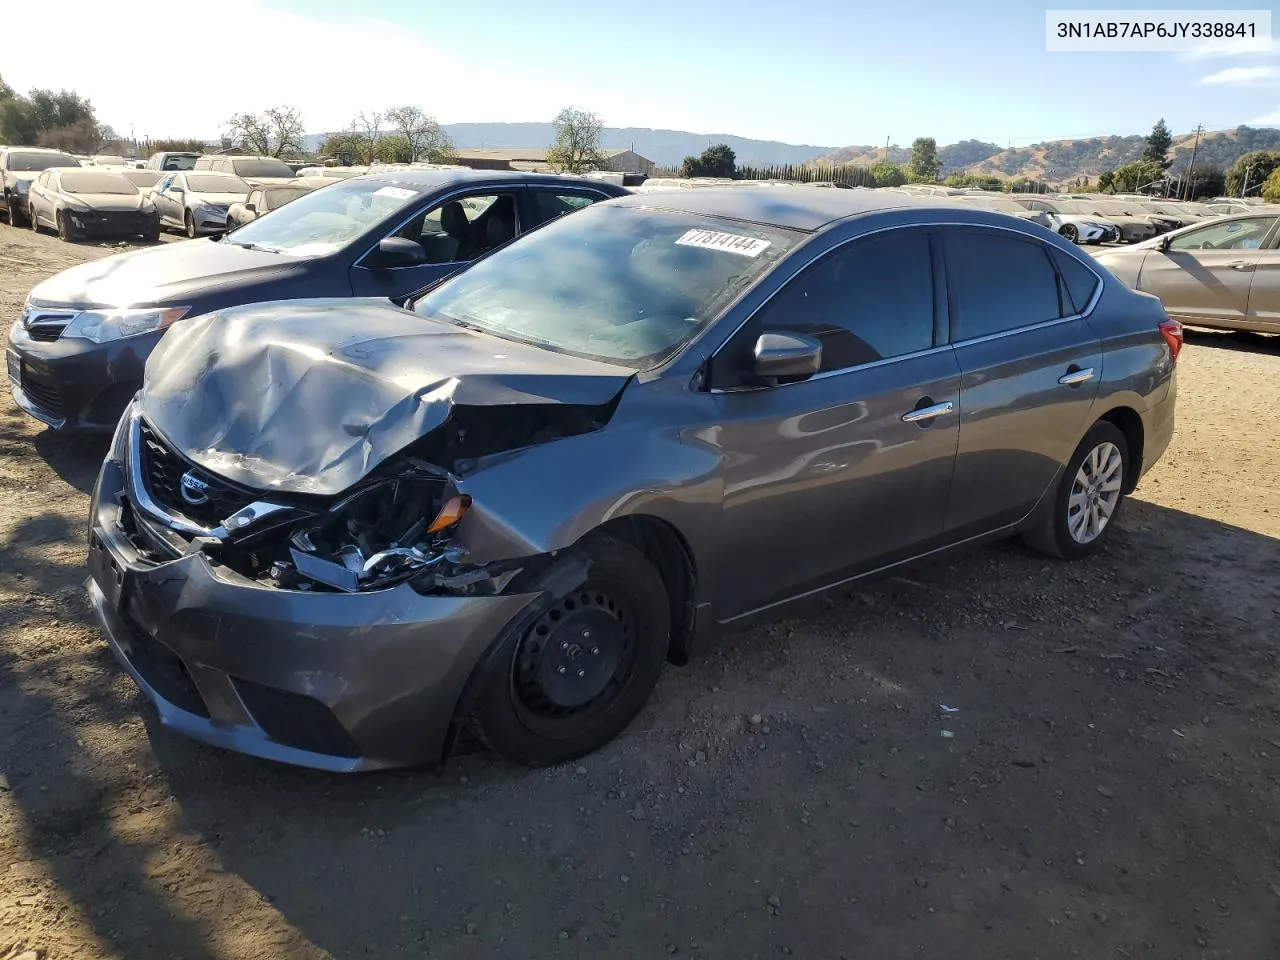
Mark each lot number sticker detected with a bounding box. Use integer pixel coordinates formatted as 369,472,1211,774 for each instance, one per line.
676,229,771,257
373,186,419,201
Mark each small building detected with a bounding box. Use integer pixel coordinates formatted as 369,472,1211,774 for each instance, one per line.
450,147,654,177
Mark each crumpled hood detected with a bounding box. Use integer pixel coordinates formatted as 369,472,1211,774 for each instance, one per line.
28,238,295,308
64,192,152,213
139,298,636,496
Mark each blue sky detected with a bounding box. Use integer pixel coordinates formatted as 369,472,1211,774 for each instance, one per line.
6,0,1279,147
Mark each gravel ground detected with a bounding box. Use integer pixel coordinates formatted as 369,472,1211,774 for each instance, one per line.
1,223,1278,960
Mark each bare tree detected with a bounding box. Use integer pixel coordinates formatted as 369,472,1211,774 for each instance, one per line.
384,106,454,162
348,110,384,164
546,107,606,173
224,106,305,157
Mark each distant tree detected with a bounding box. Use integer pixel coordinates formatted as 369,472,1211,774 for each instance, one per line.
1,84,99,148
384,106,454,162
0,100,38,145
37,120,104,153
1097,170,1116,193
224,106,305,157
681,143,736,178
1225,150,1280,197
148,138,209,154
1262,168,1280,203
1110,159,1165,193
373,134,413,164
1142,119,1173,168
0,74,14,102
1183,164,1225,199
908,137,940,181
868,160,907,187
26,88,95,132
546,107,605,173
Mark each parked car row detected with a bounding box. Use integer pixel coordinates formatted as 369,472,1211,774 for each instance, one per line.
5,173,1189,773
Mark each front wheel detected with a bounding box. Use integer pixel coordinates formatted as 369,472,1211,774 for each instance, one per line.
7,195,27,227
470,535,670,765
29,205,41,232
1024,422,1129,560
1060,223,1079,243
184,210,197,239
56,211,75,242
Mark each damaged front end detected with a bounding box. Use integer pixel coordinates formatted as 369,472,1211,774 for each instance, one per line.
113,396,614,596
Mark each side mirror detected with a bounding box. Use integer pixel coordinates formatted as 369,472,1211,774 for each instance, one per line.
373,236,427,269
170,186,184,195
1155,235,1171,252
245,202,257,213
753,331,822,383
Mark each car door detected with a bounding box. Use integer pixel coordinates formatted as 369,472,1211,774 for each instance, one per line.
942,227,1103,537
706,226,962,617
1138,216,1279,327
348,187,523,299
152,174,177,223
29,170,51,225
1243,226,1280,331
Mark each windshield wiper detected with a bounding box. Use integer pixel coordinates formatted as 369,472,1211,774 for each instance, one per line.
222,238,279,253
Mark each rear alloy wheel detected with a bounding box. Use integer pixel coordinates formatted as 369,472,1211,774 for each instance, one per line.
470,535,670,765
56,210,74,242
1060,223,1079,243
1024,422,1129,560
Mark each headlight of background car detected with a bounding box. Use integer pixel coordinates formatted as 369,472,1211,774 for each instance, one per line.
61,306,191,344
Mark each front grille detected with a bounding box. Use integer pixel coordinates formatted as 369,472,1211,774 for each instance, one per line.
138,420,255,527
233,678,361,758
118,605,210,718
22,308,77,342
19,367,64,417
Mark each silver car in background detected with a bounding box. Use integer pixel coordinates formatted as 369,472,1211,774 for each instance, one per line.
151,171,251,237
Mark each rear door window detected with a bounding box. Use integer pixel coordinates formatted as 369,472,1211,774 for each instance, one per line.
944,230,1064,340
525,189,608,228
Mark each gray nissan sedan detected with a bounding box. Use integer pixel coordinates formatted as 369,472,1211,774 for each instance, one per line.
86,188,1180,772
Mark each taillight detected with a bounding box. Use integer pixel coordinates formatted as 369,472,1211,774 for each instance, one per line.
1158,318,1183,363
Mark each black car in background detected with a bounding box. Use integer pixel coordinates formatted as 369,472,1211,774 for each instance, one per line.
6,170,627,431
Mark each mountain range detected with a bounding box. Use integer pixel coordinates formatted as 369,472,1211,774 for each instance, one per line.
302,124,833,168
300,123,1280,183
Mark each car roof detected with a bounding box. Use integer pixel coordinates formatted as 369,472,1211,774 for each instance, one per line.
607,185,1012,232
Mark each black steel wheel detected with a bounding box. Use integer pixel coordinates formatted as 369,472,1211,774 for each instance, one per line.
470,535,670,765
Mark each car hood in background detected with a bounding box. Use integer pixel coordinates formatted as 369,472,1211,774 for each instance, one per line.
140,299,636,496
28,239,302,308
188,191,249,205
62,192,154,213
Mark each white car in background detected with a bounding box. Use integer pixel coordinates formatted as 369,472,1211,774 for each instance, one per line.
1009,197,1117,244
150,171,251,237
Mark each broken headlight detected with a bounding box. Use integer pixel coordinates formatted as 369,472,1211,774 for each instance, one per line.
276,476,471,593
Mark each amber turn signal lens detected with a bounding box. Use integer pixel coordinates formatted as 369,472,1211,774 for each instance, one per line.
427,495,472,535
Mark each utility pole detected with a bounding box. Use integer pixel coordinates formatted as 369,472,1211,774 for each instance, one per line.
1182,123,1203,201
885,136,890,162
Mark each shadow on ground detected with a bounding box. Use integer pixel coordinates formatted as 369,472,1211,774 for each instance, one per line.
1,497,1278,959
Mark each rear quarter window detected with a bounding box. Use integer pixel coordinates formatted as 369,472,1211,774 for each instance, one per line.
1050,248,1101,315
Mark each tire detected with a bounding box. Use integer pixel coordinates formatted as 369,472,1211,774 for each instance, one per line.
56,210,74,242
1023,422,1129,561
184,210,197,239
7,195,27,227
1060,223,1079,243
470,535,670,765
29,205,41,232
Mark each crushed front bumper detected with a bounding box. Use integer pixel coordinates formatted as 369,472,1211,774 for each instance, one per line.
68,209,158,238
189,206,228,232
87,457,541,771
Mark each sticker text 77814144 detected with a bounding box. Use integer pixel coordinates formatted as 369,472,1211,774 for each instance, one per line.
675,229,771,258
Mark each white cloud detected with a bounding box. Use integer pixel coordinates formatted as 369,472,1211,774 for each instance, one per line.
1201,66,1275,85
1247,106,1280,126
0,0,583,140
1182,37,1274,61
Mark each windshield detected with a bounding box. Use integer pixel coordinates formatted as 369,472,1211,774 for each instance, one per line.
8,151,79,172
412,204,800,369
232,158,293,179
59,171,139,195
1053,200,1098,215
962,197,1026,213
122,170,161,187
186,174,251,194
1089,201,1139,216
263,186,315,208
225,177,424,256
160,154,198,170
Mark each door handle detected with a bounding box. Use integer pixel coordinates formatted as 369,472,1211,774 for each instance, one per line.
1058,367,1095,386
901,400,954,423
1226,260,1255,271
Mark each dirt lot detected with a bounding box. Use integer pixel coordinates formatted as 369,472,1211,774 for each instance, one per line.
0,223,1278,960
